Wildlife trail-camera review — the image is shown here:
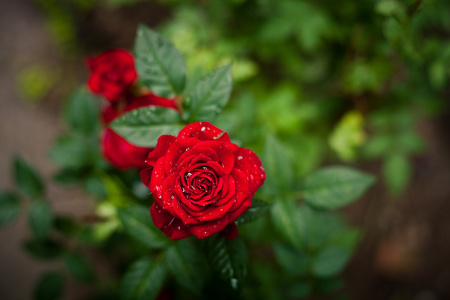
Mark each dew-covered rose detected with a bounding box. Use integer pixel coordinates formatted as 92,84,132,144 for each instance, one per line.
101,93,177,169
140,122,266,240
86,49,137,102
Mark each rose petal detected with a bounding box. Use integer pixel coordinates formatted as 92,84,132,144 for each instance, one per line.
177,147,220,169
150,203,191,240
161,174,177,212
101,103,120,125
194,193,236,222
177,122,230,142
227,197,252,223
145,135,176,167
86,49,137,102
140,167,153,188
242,148,266,194
219,223,239,240
149,158,166,205
214,174,236,206
102,128,151,169
229,168,250,211
187,215,229,239
177,153,218,172
125,94,178,112
163,138,199,175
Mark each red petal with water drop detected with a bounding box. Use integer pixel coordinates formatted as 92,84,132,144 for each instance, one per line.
145,135,176,167
177,122,230,142
219,223,239,240
187,215,229,239
140,122,266,241
102,128,151,169
150,203,191,240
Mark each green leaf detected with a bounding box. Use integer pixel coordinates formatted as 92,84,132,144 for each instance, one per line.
111,107,182,147
273,243,308,276
288,282,312,299
120,257,167,300
316,277,344,294
429,60,447,88
29,201,53,240
311,246,352,277
183,64,233,122
260,135,294,197
329,228,362,250
398,131,425,155
63,252,95,283
23,238,64,260
166,240,206,295
135,25,186,97
309,223,361,278
375,0,404,17
54,215,79,237
206,235,248,290
235,199,270,225
48,134,92,169
270,200,302,248
362,134,392,159
64,88,100,135
13,156,45,198
33,271,64,300
303,166,375,209
0,191,21,226
383,153,411,195
296,205,359,253
118,204,169,249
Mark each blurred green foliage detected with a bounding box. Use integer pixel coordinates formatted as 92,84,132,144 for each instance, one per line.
7,0,450,299
155,0,448,194
31,0,449,194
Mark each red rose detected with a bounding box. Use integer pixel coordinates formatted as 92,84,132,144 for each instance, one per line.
86,49,137,102
140,122,266,240
101,94,178,169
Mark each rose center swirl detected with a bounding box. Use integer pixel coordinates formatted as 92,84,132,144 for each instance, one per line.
180,164,220,204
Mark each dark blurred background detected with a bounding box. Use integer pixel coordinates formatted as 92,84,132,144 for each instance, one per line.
1,0,450,299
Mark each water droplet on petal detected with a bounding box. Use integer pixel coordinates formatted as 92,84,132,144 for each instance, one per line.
237,156,243,160
177,226,181,230
201,127,206,131
202,230,210,237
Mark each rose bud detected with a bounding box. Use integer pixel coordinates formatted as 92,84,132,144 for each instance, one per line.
101,93,178,169
86,49,137,102
140,122,266,240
